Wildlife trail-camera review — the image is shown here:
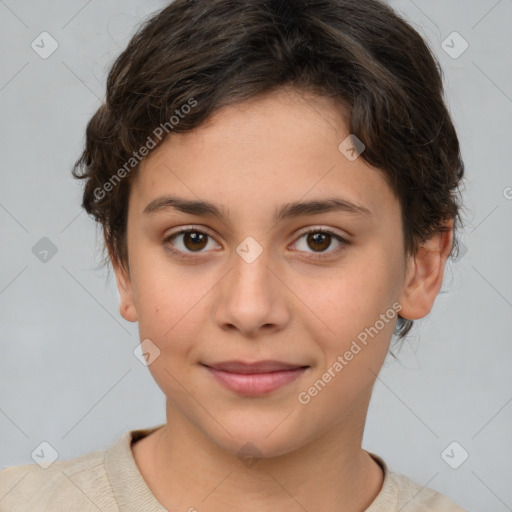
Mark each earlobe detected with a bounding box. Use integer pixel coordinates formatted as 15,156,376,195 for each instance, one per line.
398,220,454,321
112,260,138,323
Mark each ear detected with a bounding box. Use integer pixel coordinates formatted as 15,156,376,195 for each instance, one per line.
112,258,138,323
398,219,454,320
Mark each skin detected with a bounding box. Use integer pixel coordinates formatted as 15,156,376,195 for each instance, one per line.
112,86,453,511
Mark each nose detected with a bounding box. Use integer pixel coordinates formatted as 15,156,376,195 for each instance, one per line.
213,247,291,338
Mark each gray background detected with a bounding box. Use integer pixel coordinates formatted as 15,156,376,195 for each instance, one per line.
1,1,511,510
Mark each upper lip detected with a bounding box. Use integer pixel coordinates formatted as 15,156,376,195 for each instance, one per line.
203,360,309,374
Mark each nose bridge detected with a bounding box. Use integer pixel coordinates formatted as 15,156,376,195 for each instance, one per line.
214,239,289,335
229,241,276,309
233,243,273,293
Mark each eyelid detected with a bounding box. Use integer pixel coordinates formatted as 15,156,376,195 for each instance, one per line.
292,225,350,241
164,224,217,240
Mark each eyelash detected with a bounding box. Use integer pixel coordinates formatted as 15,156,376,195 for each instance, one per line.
162,226,350,261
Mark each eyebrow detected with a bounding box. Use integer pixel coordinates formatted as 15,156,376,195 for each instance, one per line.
143,194,372,223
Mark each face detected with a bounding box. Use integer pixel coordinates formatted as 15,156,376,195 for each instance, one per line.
114,87,451,458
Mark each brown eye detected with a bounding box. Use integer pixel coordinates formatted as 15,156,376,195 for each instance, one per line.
306,232,331,252
181,231,208,251
164,228,219,256
292,228,348,257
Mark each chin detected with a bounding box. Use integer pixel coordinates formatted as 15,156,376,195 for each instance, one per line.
220,435,302,461
204,414,310,460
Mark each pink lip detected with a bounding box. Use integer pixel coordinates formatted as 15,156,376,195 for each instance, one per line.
203,360,309,396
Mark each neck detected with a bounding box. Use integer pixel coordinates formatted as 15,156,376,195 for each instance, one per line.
133,392,383,511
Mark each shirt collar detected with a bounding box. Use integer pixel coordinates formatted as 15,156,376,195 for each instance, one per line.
104,424,167,511
104,425,397,511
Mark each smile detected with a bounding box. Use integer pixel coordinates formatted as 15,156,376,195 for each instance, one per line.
202,360,310,396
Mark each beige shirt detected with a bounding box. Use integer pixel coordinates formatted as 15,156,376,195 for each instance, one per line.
0,424,468,511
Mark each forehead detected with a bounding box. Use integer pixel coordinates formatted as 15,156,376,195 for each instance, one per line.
129,87,399,224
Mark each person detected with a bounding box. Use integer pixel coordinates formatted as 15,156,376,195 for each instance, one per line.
0,0,469,510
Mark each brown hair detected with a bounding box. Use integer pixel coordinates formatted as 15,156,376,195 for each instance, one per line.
72,0,465,342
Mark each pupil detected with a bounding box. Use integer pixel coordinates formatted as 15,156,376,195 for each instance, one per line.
185,232,207,250
308,233,329,252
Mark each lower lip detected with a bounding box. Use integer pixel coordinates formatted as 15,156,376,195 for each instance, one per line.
205,366,308,396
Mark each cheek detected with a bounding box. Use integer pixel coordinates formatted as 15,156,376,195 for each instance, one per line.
134,279,209,402
298,256,398,328
296,290,398,421
293,251,401,368
130,257,207,355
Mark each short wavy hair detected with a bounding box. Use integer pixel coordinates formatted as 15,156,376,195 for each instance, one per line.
72,0,466,343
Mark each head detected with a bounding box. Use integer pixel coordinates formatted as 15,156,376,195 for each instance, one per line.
72,0,465,456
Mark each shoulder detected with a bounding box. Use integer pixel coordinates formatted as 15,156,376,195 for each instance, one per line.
365,451,470,512
387,471,470,511
0,446,117,512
